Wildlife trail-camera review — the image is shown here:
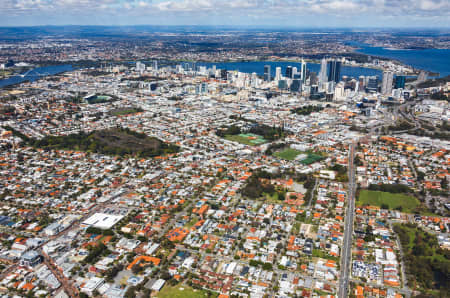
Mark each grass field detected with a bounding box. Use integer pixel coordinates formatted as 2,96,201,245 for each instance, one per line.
357,190,420,213
110,107,142,116
225,133,267,146
300,153,324,165
184,217,198,228
274,148,303,160
263,192,284,204
274,149,324,164
156,284,216,298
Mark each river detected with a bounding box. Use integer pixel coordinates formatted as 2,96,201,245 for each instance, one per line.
195,60,382,80
350,42,450,77
0,64,74,88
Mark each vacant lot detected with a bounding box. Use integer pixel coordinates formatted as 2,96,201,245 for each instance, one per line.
156,284,216,298
357,190,420,213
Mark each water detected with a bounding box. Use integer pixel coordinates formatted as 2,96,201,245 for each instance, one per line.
0,64,73,88
349,42,450,77
194,61,382,80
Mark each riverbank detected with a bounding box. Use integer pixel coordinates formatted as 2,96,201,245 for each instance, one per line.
0,64,74,88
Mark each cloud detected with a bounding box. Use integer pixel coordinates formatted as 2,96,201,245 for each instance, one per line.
0,0,449,25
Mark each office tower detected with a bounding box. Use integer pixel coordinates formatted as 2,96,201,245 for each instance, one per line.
381,71,394,95
327,59,341,83
153,60,158,70
136,61,145,73
300,59,307,83
275,67,282,81
292,67,298,77
278,80,287,90
319,58,328,84
395,75,406,89
309,72,318,85
367,76,379,93
251,72,259,88
358,76,365,90
196,82,208,94
221,69,228,80
334,83,345,101
264,65,271,82
326,81,335,94
285,66,293,79
290,79,302,92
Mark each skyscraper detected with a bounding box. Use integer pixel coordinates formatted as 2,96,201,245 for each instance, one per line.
264,65,271,82
285,66,293,79
327,59,341,83
290,79,302,92
275,67,282,81
153,60,158,71
381,71,394,95
367,76,379,93
395,75,406,89
300,59,307,84
319,58,328,84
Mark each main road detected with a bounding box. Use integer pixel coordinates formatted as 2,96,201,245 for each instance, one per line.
338,142,356,298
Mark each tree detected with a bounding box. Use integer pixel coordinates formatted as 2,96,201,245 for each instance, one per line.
262,262,273,271
131,263,141,275
124,286,136,298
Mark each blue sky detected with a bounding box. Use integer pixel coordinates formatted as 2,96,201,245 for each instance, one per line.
1,0,449,27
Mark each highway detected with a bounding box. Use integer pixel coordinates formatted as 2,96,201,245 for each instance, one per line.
338,142,356,298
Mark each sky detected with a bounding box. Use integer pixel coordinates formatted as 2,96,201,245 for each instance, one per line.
1,0,450,27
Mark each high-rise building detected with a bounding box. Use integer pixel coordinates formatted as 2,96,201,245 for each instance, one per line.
278,80,287,90
285,66,293,79
358,76,365,91
136,61,146,73
300,59,307,83
264,65,271,82
327,59,341,83
153,60,158,71
395,75,406,89
381,71,394,95
221,69,228,80
290,79,302,92
319,58,328,84
275,67,282,81
367,76,379,93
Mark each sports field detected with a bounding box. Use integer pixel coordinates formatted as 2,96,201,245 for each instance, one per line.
225,133,267,145
300,153,324,165
357,190,420,213
274,148,302,160
156,284,216,298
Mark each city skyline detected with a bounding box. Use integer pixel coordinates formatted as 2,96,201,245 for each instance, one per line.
1,0,450,27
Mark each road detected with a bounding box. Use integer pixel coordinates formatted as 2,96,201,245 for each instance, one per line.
0,192,121,294
338,142,356,298
42,251,79,297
